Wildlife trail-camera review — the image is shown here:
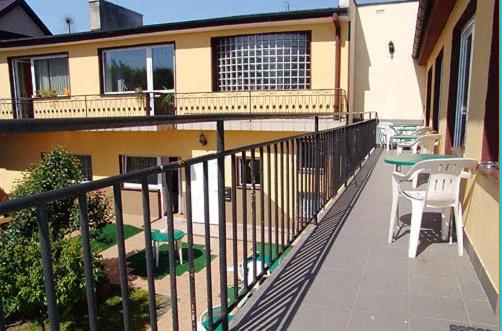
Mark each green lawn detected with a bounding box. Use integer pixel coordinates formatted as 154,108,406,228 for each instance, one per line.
127,243,215,279
91,223,143,252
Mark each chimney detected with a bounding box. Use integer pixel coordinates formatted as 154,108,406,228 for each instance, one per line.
89,0,143,31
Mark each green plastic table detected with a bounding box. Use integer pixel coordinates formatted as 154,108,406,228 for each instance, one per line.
202,313,234,330
393,135,419,141
393,124,420,128
151,229,185,267
384,153,456,167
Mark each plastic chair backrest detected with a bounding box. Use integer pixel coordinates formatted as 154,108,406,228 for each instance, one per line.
412,127,433,136
408,158,477,206
412,134,441,154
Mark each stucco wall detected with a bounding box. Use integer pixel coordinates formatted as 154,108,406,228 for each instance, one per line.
423,0,499,295
350,1,425,121
0,20,344,98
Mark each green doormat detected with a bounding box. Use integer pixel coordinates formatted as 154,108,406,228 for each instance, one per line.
127,243,215,278
91,223,143,252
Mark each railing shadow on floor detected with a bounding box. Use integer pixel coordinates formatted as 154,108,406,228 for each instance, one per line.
230,148,383,331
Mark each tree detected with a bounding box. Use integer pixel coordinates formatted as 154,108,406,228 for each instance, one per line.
0,146,112,324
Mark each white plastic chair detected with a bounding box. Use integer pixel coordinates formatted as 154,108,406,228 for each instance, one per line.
197,305,234,331
388,158,477,258
411,127,434,136
397,134,441,154
378,123,401,150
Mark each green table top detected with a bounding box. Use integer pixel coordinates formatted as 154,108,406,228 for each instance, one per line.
202,314,234,330
393,135,419,140
393,124,420,128
151,229,185,242
384,154,456,166
396,127,418,131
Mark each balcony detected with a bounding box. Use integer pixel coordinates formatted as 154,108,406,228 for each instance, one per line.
0,115,497,331
0,89,346,120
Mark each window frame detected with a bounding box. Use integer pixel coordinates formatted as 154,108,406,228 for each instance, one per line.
10,53,70,98
237,156,262,188
120,155,163,190
100,43,176,95
211,31,312,92
453,18,476,151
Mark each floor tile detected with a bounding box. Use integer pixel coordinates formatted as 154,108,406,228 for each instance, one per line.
411,294,468,322
353,287,409,314
410,275,462,299
347,308,410,331
359,270,409,294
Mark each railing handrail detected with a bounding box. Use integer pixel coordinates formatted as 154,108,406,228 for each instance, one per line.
0,88,347,102
0,112,377,134
0,117,377,215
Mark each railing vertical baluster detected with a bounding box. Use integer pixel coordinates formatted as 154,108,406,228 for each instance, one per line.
241,151,248,289
250,149,257,282
112,184,132,331
299,139,304,230
286,140,291,243
295,139,300,235
314,116,320,224
307,137,312,222
216,120,229,331
280,142,285,253
230,155,239,304
273,143,279,260
259,147,265,273
37,203,59,331
184,167,198,330
162,172,179,331
140,179,158,331
77,194,98,331
202,161,214,330
267,145,273,266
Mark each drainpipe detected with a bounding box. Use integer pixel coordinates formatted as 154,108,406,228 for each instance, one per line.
332,13,342,115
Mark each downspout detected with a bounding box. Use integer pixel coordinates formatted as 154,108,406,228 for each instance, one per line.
332,13,342,115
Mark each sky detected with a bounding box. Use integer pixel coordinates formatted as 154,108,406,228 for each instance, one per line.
25,0,396,35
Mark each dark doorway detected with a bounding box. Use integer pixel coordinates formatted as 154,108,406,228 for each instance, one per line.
12,59,34,118
425,68,433,126
432,50,443,132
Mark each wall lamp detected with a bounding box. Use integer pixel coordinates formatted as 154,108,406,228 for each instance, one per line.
199,132,208,146
388,40,395,59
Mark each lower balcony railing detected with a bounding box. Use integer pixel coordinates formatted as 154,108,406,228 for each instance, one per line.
0,89,346,120
0,114,376,331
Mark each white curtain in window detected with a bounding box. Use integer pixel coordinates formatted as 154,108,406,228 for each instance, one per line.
34,57,69,95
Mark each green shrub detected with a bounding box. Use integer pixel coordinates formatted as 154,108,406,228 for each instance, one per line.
0,147,112,324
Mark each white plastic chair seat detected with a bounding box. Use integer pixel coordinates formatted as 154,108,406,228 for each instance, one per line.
397,134,441,154
388,158,478,258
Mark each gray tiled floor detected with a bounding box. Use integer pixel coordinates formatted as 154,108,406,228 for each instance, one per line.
232,149,499,331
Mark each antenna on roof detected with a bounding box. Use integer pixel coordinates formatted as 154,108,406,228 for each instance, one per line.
284,2,290,11
64,16,74,34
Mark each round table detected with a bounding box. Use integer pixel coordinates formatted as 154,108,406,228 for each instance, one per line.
393,135,419,141
151,229,185,267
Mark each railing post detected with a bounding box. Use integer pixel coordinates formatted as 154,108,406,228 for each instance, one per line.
314,116,320,225
84,95,88,118
37,204,60,331
216,120,229,331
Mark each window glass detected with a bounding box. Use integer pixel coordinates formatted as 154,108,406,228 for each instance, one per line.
33,57,69,96
104,48,147,92
121,156,158,185
239,158,261,186
214,32,310,91
152,46,175,90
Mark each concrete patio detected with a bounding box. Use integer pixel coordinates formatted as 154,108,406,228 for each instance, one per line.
231,148,499,331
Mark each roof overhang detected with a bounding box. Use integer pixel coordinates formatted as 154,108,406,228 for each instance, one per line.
412,0,456,64
0,7,347,51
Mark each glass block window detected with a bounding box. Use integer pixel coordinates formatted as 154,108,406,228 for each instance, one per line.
214,32,311,91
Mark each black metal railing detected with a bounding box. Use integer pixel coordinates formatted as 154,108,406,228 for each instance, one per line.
0,89,347,120
0,115,376,331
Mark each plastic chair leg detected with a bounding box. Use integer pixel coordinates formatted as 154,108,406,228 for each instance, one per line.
454,204,464,256
408,200,425,258
441,207,451,242
388,180,399,243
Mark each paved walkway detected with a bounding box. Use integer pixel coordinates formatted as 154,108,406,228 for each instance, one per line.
231,149,498,331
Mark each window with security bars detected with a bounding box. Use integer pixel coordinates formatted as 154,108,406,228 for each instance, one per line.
213,32,311,91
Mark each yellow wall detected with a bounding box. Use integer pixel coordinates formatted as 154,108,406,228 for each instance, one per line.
0,20,345,103
423,0,499,294
350,1,425,120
